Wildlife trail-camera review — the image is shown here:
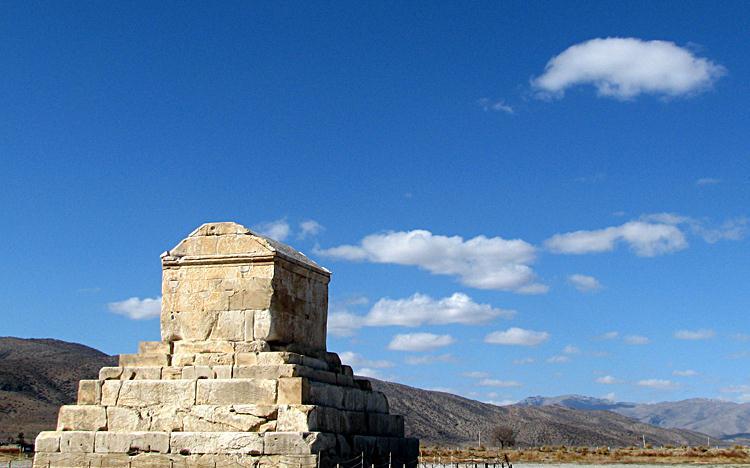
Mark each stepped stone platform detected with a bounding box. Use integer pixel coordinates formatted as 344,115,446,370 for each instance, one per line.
33,222,418,467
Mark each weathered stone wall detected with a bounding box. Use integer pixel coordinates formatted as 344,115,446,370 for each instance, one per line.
32,222,418,468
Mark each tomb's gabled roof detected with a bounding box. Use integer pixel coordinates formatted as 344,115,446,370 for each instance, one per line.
162,221,329,275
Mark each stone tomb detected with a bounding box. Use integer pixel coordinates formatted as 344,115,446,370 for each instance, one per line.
34,222,418,467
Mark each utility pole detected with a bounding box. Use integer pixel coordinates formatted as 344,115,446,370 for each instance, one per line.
642,435,646,449
478,430,482,448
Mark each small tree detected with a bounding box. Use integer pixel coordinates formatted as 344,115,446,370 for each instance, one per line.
489,425,517,448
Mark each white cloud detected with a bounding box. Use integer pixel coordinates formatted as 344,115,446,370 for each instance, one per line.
545,220,687,257
327,310,364,337
299,220,324,238
532,37,725,100
316,229,547,293
463,371,490,378
675,329,716,340
405,354,456,365
327,292,513,337
108,297,161,320
624,335,650,345
598,331,619,340
478,98,514,114
696,178,721,186
563,345,580,354
513,357,535,365
691,217,748,243
253,219,291,241
596,375,620,385
485,327,550,346
547,355,570,364
568,274,602,292
603,392,617,401
354,367,387,379
673,369,699,377
338,351,394,369
637,379,679,390
388,333,455,352
365,292,515,327
479,379,522,388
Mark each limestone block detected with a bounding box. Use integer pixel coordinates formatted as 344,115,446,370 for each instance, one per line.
119,353,169,367
35,431,61,453
193,352,233,366
106,407,150,432
341,365,353,377
60,431,95,453
122,366,163,380
302,356,330,371
244,309,255,341
161,367,183,380
170,432,263,455
235,352,258,366
116,380,196,408
342,387,365,412
172,353,195,366
196,379,277,405
365,392,389,414
234,339,270,353
278,377,309,405
77,380,101,405
336,374,355,387
182,405,264,432
233,364,297,380
309,382,343,408
139,341,170,354
253,308,273,342
57,406,107,431
208,310,245,341
366,414,404,437
181,366,213,380
354,379,372,391
99,366,123,380
148,405,184,432
33,452,97,467
94,432,170,454
263,432,336,455
213,365,233,379
101,381,122,406
233,404,278,419
276,405,314,432
173,340,235,355
296,367,338,385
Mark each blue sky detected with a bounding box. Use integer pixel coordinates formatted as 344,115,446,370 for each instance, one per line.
2,1,749,404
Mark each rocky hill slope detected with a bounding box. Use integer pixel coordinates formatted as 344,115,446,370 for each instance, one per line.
0,337,117,441
370,379,708,447
519,394,750,443
0,337,713,447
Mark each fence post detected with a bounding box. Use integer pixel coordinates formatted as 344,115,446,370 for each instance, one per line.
361,452,364,468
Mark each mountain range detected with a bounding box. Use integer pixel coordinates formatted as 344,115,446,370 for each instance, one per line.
518,394,750,443
0,337,746,447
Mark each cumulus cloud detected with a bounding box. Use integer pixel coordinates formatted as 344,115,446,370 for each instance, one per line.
624,335,650,345
299,220,324,238
388,333,455,352
108,297,161,320
568,274,602,292
316,229,547,293
513,357,535,365
338,351,394,369
673,369,699,377
545,220,687,257
365,292,515,327
598,331,620,340
479,379,522,388
596,375,620,385
485,327,550,346
532,37,725,100
563,345,580,354
637,379,679,390
675,329,716,340
326,292,513,337
405,354,456,365
253,219,291,241
478,98,514,114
